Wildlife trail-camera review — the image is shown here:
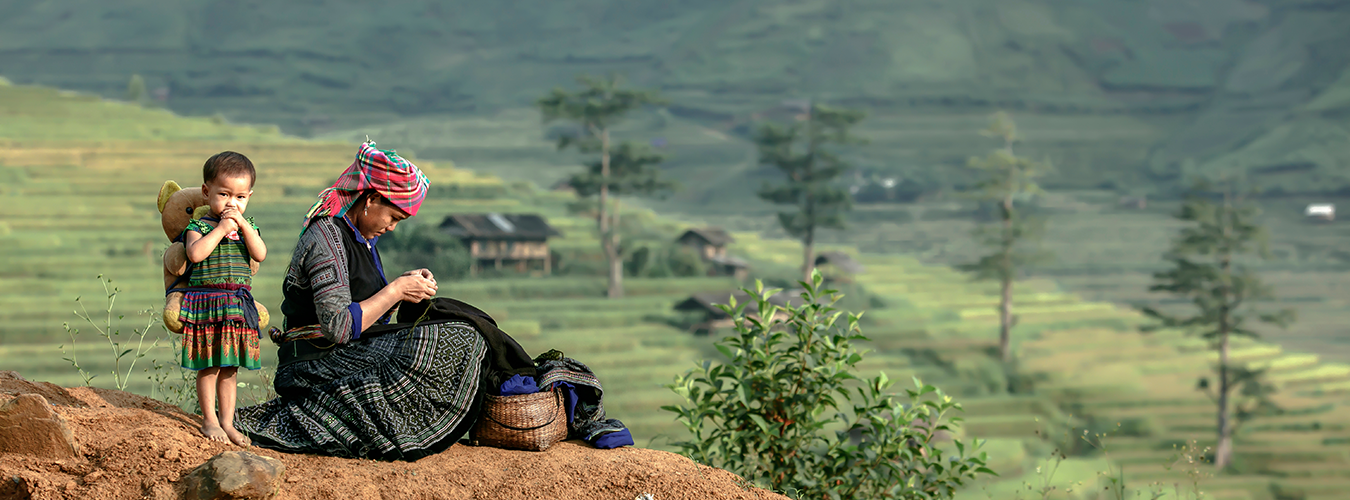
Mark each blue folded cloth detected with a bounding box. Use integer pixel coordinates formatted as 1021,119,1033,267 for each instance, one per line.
497,374,539,396
592,429,634,449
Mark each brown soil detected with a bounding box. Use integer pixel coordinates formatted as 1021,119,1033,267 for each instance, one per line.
0,372,787,500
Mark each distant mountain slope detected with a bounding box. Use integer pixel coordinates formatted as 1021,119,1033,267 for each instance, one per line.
0,0,1347,195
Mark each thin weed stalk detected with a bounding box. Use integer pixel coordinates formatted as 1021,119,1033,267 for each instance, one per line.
1162,440,1211,500
60,275,161,391
239,367,278,406
144,325,198,413
1005,418,1212,500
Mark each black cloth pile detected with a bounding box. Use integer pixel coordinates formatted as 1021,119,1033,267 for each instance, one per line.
370,297,537,391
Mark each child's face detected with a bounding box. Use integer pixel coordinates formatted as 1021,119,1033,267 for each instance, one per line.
201,174,254,217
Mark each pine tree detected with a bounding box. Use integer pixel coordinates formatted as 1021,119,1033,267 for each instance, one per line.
1137,178,1294,470
566,141,678,273
958,111,1052,362
537,74,665,298
754,101,865,284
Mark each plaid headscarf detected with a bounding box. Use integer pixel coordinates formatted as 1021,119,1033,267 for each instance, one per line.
302,141,430,230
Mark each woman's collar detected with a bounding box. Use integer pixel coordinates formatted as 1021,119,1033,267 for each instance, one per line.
341,214,378,247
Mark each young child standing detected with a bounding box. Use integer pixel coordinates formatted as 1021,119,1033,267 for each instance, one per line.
180,151,268,447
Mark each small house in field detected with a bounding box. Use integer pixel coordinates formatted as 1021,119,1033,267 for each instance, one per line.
677,227,734,259
676,227,749,280
1306,204,1335,221
440,213,562,275
673,289,805,334
814,251,864,283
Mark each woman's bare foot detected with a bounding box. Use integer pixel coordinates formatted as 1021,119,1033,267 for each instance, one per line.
224,426,252,447
200,423,229,444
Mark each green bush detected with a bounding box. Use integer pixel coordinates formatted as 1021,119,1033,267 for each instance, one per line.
625,245,654,277
625,243,681,278
623,243,711,278
663,272,994,499
666,244,708,277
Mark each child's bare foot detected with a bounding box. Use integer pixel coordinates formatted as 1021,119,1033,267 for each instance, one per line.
200,423,229,444
224,426,251,447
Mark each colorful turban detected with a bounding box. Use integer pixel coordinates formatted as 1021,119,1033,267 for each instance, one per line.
302,141,430,230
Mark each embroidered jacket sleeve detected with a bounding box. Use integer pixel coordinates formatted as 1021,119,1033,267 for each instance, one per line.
288,218,360,344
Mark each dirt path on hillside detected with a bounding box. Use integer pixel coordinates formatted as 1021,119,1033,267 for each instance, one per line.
0,371,786,500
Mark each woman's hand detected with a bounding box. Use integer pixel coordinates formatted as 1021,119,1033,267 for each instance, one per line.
392,274,437,303
400,268,435,283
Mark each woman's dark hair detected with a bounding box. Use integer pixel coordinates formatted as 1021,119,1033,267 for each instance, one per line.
358,189,391,208
203,151,257,186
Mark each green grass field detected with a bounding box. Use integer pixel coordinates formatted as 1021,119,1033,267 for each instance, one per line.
6,82,1350,500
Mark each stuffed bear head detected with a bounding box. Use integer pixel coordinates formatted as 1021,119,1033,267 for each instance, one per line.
157,180,209,242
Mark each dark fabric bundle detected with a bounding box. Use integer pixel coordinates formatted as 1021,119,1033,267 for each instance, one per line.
535,357,629,443
367,297,537,390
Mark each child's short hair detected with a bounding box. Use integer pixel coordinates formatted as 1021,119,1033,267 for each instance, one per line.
203,151,256,187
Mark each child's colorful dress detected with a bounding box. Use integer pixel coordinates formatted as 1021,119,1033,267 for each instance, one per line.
178,216,263,371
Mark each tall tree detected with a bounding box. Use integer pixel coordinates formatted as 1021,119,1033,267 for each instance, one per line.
538,74,665,298
1137,179,1294,470
755,102,865,284
567,140,678,283
958,111,1053,362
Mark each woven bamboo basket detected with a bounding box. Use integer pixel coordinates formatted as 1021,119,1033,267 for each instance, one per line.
469,387,568,451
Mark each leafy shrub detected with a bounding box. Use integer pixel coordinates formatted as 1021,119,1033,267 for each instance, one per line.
664,272,994,499
624,244,656,277
626,243,710,278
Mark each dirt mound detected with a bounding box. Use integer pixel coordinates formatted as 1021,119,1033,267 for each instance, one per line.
0,372,785,500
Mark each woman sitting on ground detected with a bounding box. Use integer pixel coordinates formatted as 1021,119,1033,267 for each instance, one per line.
234,142,485,460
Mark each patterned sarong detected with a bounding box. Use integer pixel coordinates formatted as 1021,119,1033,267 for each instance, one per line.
234,322,487,461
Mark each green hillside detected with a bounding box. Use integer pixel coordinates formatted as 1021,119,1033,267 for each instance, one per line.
2,0,1349,199
6,82,1350,498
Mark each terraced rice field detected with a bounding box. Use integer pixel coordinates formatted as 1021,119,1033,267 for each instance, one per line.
806,254,1350,499
6,83,1350,499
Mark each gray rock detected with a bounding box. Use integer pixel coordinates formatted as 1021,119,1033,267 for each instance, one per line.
0,394,81,460
180,451,285,500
